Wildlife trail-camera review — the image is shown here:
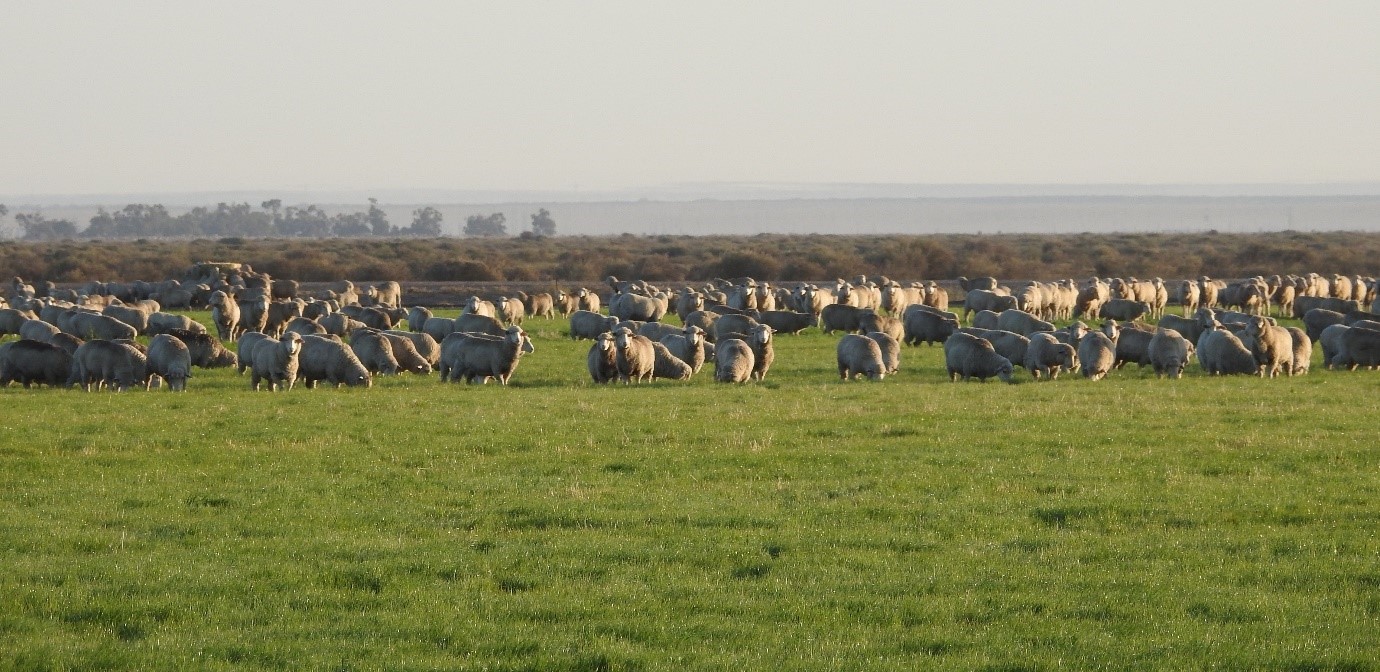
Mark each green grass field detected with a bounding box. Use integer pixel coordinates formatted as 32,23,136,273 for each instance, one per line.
2,312,1378,671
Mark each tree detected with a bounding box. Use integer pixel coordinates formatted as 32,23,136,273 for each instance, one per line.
406,206,444,237
367,198,393,236
530,208,556,237
463,212,507,237
14,212,78,240
261,199,282,227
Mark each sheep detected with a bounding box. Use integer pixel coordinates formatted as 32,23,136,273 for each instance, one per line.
461,295,496,318
866,331,900,375
385,330,440,367
745,324,775,381
962,328,1030,370
569,310,620,341
147,334,194,391
407,306,433,332
368,281,403,308
438,326,533,385
971,309,1000,330
1292,295,1361,319
587,332,618,384
248,332,302,391
49,333,83,356
0,339,72,388
67,312,138,341
858,312,903,342
1077,331,1117,381
1319,324,1353,370
1113,326,1155,370
18,319,61,343
1158,314,1206,346
354,305,398,331
611,326,656,384
1241,315,1294,377
103,303,152,335
456,313,507,337
820,304,871,335
758,310,817,335
497,296,525,325
638,322,683,342
1340,324,1380,370
161,328,237,369
1196,325,1259,375
285,316,327,337
902,305,959,346
837,334,886,380
69,340,148,392
146,312,206,336
660,326,707,374
237,331,272,374
1024,332,1077,380
554,290,579,316
525,292,555,319
651,342,693,380
319,313,366,337
1147,327,1193,379
996,309,1055,336
713,313,760,343
1286,326,1311,376
302,299,333,320
962,289,1018,321
1302,308,1346,342
422,316,458,343
1099,299,1150,322
263,300,304,336
368,330,431,374
349,329,401,375
577,288,602,314
714,338,755,383
298,334,373,388
943,332,1014,383
613,319,647,335
683,310,721,337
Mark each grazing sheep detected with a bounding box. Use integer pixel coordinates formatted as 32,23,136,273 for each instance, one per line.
569,310,620,341
902,305,959,346
612,326,656,384
386,330,441,367
996,309,1055,336
49,332,83,356
638,322,683,342
69,340,148,392
1241,315,1294,377
298,334,373,388
407,306,433,332
682,309,721,337
758,310,817,335
651,342,693,380
456,313,507,337
963,289,1018,321
161,328,237,369
367,330,431,374
146,312,206,336
865,331,900,375
237,331,272,374
943,332,1014,383
714,338,755,383
250,332,303,391
1292,295,1361,319
103,303,152,335
147,334,194,391
713,313,761,343
587,332,618,383
1286,326,1311,376
1157,314,1206,346
349,329,401,375
320,313,366,337
1340,324,1380,370
1099,299,1150,322
837,333,886,380
1024,333,1077,380
970,310,1000,331
67,312,138,341
1113,326,1155,370
18,319,61,343
660,326,707,374
1147,327,1193,379
1319,324,1354,370
1077,331,1117,381
525,292,555,319
0,339,72,388
858,312,903,342
421,316,458,343
353,305,398,331
1196,325,1259,375
820,305,872,335
438,326,533,385
285,316,327,337
1302,308,1346,342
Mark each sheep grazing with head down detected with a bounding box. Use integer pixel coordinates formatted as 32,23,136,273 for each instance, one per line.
1147,326,1193,379
866,331,900,375
69,339,148,392
1077,328,1118,381
298,334,373,388
0,339,72,388
569,310,620,341
837,334,886,381
943,332,1014,383
147,333,193,391
1024,332,1077,381
714,338,755,383
438,326,533,385
250,332,302,392
1195,323,1258,376
651,342,693,380
349,329,401,375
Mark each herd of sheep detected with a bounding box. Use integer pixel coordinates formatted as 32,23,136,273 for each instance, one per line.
2,265,1379,392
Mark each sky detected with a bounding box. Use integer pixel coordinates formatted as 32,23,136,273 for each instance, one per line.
2,1,1378,198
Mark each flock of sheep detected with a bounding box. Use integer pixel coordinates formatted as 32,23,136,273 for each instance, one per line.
2,265,1379,392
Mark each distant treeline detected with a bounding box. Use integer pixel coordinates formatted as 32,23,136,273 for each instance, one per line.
2,232,1378,286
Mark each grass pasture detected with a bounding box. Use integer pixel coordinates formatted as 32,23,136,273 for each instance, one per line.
2,311,1379,670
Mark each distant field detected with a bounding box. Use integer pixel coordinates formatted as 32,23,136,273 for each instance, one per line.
2,310,1378,670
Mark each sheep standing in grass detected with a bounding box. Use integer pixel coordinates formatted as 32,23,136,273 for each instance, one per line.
298,334,373,388
866,331,900,375
587,332,618,383
1287,327,1311,375
0,339,72,388
1024,333,1077,380
70,340,148,392
1241,315,1294,377
613,326,656,384
651,342,693,380
1148,327,1193,379
569,310,619,341
837,334,886,380
250,332,302,392
438,326,533,385
349,329,401,375
147,334,193,391
714,338,755,383
1077,329,1117,381
943,332,1014,383
1196,324,1258,375
902,306,959,346
745,324,775,381
660,326,707,374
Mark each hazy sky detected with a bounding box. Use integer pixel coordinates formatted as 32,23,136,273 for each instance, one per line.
3,2,1378,197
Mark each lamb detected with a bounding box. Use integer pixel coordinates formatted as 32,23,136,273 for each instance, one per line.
0,339,72,388
651,342,693,380
1147,327,1193,379
902,306,959,346
1024,332,1077,380
298,334,373,388
250,332,302,391
995,309,1055,336
943,332,1014,383
837,334,886,380
612,326,656,384
714,338,755,383
587,332,618,383
69,340,148,392
1196,324,1259,375
660,326,707,374
867,331,901,375
1077,331,1117,380
1241,315,1294,377
569,310,620,341
438,326,533,385
758,310,817,335
349,329,401,375
147,333,194,391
